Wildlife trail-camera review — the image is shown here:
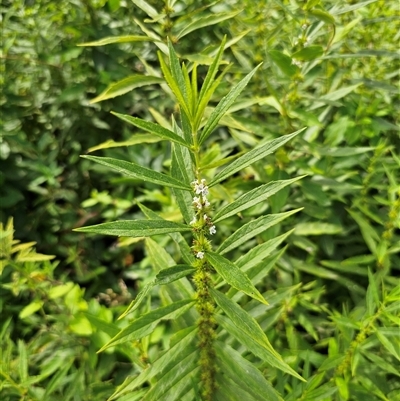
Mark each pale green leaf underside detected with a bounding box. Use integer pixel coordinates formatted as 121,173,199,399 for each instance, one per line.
215,342,283,401
176,11,241,39
81,155,191,190
109,327,197,399
74,220,191,237
209,130,305,186
236,230,295,272
142,350,199,401
213,176,305,223
213,290,304,381
77,35,157,46
98,299,195,352
111,112,189,147
155,265,195,285
90,76,164,103
207,252,268,305
88,134,161,153
217,208,302,254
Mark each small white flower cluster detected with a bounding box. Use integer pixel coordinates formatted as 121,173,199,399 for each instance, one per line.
190,179,217,259
192,178,209,197
292,58,302,67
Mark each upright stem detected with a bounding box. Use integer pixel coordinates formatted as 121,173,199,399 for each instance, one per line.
190,147,217,399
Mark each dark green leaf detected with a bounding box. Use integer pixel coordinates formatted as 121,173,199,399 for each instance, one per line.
156,265,195,285
74,220,191,237
199,64,262,145
209,131,305,186
81,156,191,190
90,76,163,103
213,176,305,222
207,252,268,305
292,46,324,61
213,291,304,381
98,299,195,351
269,50,299,77
111,113,189,147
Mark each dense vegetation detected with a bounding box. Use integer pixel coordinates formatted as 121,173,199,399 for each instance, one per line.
1,0,399,400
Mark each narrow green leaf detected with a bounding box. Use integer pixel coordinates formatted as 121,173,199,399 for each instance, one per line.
78,35,156,46
109,327,197,399
217,208,302,254
81,155,191,190
209,130,305,186
215,373,261,401
330,0,377,15
236,230,295,272
269,50,299,77
167,40,188,105
207,252,268,305
199,64,262,145
195,37,226,128
74,220,191,237
19,300,43,319
309,9,335,24
110,113,189,147
376,329,400,360
138,203,195,265
215,342,283,401
156,265,195,285
213,176,305,223
141,350,199,401
88,134,161,153
90,76,163,103
212,291,304,381
176,11,241,39
158,47,191,118
132,0,159,19
118,281,155,320
347,208,379,254
294,222,342,236
292,46,324,61
18,340,28,383
98,299,195,352
366,268,380,316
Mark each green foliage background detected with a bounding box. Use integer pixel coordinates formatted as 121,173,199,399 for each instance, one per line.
1,0,399,400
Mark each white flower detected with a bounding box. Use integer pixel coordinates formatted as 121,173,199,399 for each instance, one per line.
203,214,208,221
190,216,197,225
204,198,210,207
209,226,216,235
196,251,204,259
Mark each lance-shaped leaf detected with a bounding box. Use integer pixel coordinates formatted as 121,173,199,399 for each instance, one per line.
109,327,197,399
77,35,157,46
206,252,268,305
110,113,189,148
213,291,304,381
155,265,195,285
215,342,283,401
217,208,302,254
118,281,154,320
90,76,164,103
98,299,195,352
142,350,199,401
74,220,191,237
176,11,241,39
236,230,295,272
158,45,191,118
209,129,305,186
213,176,305,223
199,64,262,145
81,156,191,190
